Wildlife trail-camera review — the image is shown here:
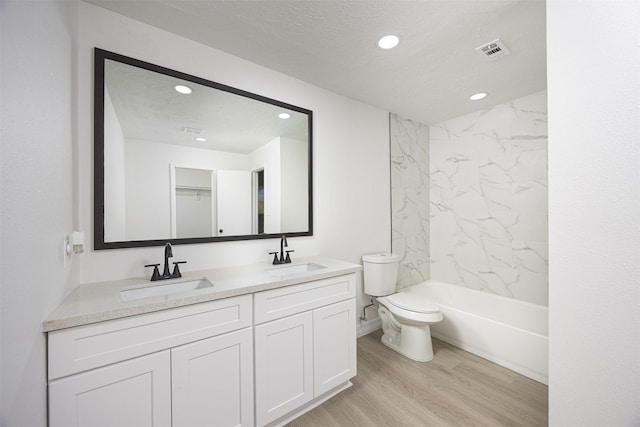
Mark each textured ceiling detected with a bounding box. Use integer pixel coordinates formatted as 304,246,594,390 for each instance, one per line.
106,59,309,153
87,0,547,125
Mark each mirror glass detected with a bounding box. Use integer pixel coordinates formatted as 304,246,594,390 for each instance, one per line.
94,48,313,249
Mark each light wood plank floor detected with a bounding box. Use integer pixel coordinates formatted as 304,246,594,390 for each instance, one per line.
288,330,548,427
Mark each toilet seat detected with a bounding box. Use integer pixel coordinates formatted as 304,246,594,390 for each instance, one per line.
386,292,439,313
378,292,442,324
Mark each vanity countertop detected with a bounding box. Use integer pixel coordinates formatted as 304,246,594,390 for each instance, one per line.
43,256,361,332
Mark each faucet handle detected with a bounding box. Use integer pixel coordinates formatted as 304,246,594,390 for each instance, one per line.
171,261,186,278
285,250,294,264
144,264,161,281
269,251,280,265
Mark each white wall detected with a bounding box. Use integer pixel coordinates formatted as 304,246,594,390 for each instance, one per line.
0,1,79,426
76,3,390,327
547,1,640,425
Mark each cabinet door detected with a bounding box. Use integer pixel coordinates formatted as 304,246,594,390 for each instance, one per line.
172,327,254,427
49,351,171,427
254,312,313,426
313,299,357,396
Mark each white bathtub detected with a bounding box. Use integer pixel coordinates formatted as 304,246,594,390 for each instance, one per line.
405,280,549,384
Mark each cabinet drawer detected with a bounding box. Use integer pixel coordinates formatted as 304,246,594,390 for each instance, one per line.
254,273,356,324
48,295,252,380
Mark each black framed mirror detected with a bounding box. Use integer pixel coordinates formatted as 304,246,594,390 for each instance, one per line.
94,48,313,249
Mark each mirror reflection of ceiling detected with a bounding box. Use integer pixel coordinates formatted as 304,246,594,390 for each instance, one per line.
105,60,308,154
86,0,546,125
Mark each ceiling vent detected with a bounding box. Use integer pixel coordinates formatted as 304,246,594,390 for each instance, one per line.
182,126,202,135
475,38,511,61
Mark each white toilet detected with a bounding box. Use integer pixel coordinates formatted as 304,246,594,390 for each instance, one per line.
362,253,443,362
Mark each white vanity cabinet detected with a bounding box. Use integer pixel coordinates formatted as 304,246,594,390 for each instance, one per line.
253,273,357,426
47,295,253,427
49,350,172,427
46,259,362,427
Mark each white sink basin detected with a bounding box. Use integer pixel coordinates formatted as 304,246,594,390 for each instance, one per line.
120,277,213,301
267,262,327,277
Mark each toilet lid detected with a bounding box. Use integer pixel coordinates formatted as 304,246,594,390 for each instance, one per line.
386,292,440,314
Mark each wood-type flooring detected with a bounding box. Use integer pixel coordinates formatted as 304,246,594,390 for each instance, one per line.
287,329,548,427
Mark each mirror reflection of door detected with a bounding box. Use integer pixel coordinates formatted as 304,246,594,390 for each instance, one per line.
253,169,265,234
217,170,252,236
174,167,214,238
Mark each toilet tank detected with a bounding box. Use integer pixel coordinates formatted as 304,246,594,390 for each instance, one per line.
362,253,400,296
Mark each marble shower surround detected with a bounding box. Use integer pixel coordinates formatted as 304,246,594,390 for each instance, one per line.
390,113,430,289
430,91,548,305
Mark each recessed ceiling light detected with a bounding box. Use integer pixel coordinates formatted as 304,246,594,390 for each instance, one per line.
174,84,192,94
378,34,400,50
279,113,291,119
195,137,206,142
469,92,488,101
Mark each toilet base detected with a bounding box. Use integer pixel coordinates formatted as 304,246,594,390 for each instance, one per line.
378,305,435,362
380,324,435,362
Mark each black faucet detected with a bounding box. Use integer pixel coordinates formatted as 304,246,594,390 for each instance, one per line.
163,242,173,278
280,235,288,263
144,242,186,281
269,235,294,265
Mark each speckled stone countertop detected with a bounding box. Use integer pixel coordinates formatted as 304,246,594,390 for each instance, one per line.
43,257,362,332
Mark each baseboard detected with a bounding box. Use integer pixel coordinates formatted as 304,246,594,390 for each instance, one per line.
357,318,381,338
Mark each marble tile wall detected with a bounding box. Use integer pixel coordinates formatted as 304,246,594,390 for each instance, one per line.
390,113,430,289
430,91,548,305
